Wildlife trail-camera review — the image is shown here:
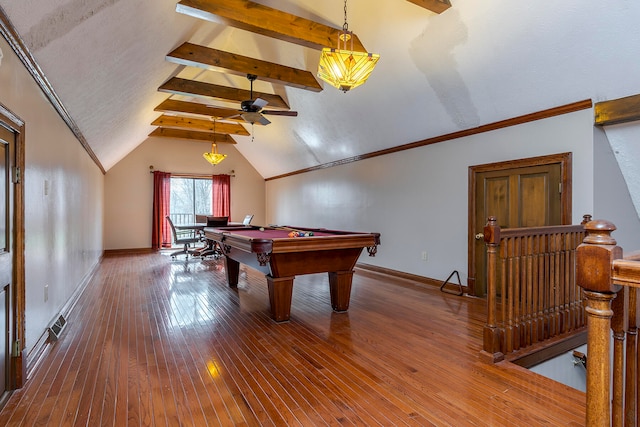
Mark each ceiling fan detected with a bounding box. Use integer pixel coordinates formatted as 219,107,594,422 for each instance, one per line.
228,74,298,126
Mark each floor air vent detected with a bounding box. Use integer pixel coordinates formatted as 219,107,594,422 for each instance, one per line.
48,314,67,342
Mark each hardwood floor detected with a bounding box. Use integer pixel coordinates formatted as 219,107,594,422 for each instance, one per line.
0,252,585,426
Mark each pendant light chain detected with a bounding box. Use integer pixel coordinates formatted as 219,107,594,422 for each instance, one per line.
213,119,217,147
343,0,348,32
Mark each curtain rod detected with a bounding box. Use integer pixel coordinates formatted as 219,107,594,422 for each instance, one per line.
149,166,235,177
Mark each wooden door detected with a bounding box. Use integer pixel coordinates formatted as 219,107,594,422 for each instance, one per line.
0,124,14,403
468,153,572,297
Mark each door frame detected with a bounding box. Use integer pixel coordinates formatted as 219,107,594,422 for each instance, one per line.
0,102,25,393
467,152,572,296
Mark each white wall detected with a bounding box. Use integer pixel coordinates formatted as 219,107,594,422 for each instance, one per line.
0,37,104,355
104,137,265,250
593,125,640,251
266,109,596,283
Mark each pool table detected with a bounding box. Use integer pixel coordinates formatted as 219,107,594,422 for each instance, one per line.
203,225,381,322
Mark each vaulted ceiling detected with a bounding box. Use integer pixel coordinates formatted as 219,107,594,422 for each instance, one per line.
1,0,640,182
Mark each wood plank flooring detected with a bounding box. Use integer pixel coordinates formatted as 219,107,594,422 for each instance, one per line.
0,252,586,426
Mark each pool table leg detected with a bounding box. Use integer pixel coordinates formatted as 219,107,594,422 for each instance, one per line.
328,271,354,312
224,256,240,287
266,276,294,322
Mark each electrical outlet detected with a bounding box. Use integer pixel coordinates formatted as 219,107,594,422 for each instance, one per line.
421,251,428,261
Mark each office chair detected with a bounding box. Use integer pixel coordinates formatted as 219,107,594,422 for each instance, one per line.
206,216,229,227
199,216,228,259
166,216,202,259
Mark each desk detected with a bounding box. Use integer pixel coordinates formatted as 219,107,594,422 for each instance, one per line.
204,225,380,322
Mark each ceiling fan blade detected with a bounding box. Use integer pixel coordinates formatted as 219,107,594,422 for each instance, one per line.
257,115,271,125
241,111,271,126
252,98,268,109
205,105,245,122
262,110,298,117
219,113,241,121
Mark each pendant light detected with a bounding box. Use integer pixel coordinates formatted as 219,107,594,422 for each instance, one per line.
317,0,380,92
203,120,227,165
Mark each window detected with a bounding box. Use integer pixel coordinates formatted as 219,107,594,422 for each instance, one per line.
169,177,212,224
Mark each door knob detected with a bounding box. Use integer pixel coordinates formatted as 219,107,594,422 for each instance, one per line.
475,232,485,240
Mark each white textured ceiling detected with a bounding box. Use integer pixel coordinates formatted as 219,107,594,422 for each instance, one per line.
1,0,640,181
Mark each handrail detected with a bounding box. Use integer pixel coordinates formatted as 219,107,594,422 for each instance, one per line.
612,259,640,287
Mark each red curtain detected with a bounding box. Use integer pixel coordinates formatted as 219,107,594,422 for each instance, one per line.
212,174,231,219
152,171,172,249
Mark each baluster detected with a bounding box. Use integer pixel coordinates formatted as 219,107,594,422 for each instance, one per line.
524,234,533,347
543,233,551,339
531,233,540,344
625,286,637,426
568,231,579,330
636,312,640,427
577,229,587,327
611,286,626,427
552,232,561,336
500,238,513,354
513,236,521,350
548,233,556,336
561,231,570,333
538,234,546,339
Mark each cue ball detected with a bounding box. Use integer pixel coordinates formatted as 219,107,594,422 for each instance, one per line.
259,227,264,231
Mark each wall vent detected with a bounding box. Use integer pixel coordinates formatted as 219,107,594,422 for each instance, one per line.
48,314,67,342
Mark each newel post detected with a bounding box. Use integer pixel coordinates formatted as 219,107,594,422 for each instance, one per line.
576,220,623,426
480,216,504,363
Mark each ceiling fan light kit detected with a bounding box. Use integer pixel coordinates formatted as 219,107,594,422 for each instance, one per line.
317,0,380,92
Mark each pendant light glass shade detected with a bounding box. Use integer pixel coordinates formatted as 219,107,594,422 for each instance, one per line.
318,41,380,92
203,143,226,165
317,0,379,92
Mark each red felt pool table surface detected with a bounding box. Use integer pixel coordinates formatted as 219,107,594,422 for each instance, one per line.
203,225,380,322
221,228,335,239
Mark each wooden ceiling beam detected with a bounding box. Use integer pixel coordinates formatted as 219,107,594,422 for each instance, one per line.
154,99,241,121
149,127,238,144
594,93,640,126
151,114,250,135
154,99,270,125
158,77,290,109
167,43,322,92
176,0,367,52
405,0,452,13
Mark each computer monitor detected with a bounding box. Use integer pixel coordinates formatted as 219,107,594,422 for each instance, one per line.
243,214,254,226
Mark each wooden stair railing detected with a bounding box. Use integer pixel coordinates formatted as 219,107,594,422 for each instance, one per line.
481,214,591,363
577,219,640,427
